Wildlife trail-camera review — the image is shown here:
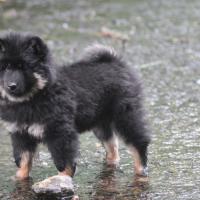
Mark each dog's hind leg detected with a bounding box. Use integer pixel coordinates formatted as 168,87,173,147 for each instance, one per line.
11,132,38,180
114,99,151,176
93,124,120,165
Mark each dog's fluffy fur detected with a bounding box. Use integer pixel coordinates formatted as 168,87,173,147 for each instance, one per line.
0,33,150,179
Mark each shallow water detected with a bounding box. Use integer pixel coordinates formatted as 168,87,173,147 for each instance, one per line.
0,0,200,199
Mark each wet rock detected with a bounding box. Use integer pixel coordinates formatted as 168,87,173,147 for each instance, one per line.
32,175,74,195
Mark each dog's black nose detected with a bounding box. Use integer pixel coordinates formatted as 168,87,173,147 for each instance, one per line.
7,83,17,91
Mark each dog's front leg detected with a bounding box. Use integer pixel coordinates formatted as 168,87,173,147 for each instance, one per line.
46,126,79,178
31,128,79,193
11,132,38,180
46,138,78,177
31,122,79,194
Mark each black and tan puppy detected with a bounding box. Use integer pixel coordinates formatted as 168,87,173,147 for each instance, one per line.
0,32,150,182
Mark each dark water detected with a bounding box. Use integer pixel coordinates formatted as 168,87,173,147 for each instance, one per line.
0,0,200,199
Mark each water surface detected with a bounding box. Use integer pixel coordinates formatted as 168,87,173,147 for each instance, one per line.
0,0,200,199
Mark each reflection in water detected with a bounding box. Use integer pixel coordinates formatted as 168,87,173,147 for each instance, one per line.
8,169,149,200
8,164,149,200
10,178,37,200
91,164,149,200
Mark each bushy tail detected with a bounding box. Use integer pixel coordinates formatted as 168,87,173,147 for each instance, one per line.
82,44,118,63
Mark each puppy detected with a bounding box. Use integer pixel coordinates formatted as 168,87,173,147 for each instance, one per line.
0,32,150,181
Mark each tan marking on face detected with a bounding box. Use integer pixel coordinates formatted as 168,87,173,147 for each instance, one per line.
0,73,47,103
129,146,144,175
59,166,74,177
103,134,120,165
16,152,33,180
33,73,47,90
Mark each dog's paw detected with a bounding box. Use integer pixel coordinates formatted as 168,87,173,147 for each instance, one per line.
15,171,30,181
135,166,149,177
106,157,120,166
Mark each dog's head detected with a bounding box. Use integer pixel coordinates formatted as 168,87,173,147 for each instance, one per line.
0,32,53,103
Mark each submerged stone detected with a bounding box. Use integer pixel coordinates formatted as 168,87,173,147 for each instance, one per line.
32,175,74,195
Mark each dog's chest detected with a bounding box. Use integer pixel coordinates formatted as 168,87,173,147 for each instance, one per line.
1,120,44,139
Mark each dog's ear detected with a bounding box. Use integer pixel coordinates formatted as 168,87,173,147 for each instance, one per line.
26,36,48,58
0,39,5,53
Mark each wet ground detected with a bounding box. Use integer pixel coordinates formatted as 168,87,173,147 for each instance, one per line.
0,0,200,199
